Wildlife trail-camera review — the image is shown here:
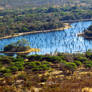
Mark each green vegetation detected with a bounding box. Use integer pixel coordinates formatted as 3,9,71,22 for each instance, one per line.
0,6,92,37
84,25,92,39
0,50,92,77
0,51,92,91
4,39,30,52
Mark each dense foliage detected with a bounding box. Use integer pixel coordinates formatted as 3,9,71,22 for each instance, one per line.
0,51,92,91
0,50,92,92
0,50,92,77
4,39,30,52
0,6,92,37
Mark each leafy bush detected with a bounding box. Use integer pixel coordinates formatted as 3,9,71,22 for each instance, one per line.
8,66,18,73
4,39,30,53
86,50,92,59
4,73,12,77
14,62,24,71
0,56,13,64
74,55,88,62
84,61,92,69
17,73,27,80
74,61,82,66
0,68,11,74
64,62,77,74
28,55,44,61
28,55,61,63
42,56,61,63
25,61,50,71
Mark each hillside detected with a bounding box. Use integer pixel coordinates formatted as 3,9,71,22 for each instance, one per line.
0,0,92,9
0,51,92,92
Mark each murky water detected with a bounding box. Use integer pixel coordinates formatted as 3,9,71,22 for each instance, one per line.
0,21,92,55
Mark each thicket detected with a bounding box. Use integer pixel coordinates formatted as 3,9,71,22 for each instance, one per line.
0,51,92,91
0,50,92,78
0,6,92,37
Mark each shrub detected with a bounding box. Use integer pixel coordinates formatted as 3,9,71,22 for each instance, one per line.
28,55,61,63
4,73,12,77
8,66,18,73
40,64,50,70
14,62,24,71
0,63,2,68
0,68,11,74
28,55,44,61
14,57,24,62
74,55,88,62
25,61,50,71
17,73,27,80
0,56,12,64
42,56,61,63
74,61,82,66
64,62,77,74
84,61,92,69
86,50,92,59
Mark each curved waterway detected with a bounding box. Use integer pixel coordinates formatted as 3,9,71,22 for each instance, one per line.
0,21,92,55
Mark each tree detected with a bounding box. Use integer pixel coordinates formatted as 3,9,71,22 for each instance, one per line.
4,39,30,52
61,62,77,74
74,61,82,67
84,61,92,69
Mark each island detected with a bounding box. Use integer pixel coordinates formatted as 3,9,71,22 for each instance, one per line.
78,25,92,39
0,39,40,56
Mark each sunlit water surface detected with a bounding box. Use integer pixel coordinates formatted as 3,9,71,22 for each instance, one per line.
0,21,92,55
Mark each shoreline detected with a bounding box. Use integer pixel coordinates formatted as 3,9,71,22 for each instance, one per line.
0,23,71,40
0,48,40,54
62,19,92,23
1,18,92,40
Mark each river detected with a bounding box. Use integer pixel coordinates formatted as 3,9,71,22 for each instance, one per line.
0,21,92,55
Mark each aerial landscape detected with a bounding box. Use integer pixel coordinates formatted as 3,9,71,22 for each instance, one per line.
1,0,92,92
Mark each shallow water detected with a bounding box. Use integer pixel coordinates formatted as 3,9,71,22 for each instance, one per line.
0,21,92,55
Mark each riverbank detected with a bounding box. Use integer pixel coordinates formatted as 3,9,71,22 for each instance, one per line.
0,23,71,40
62,19,92,23
0,48,40,54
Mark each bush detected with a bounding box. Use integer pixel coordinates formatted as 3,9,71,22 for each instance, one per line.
0,68,11,74
14,62,24,71
86,50,92,59
65,62,77,74
74,61,82,66
4,73,12,77
74,55,88,62
8,66,18,73
17,73,27,80
42,56,61,63
4,39,30,53
84,61,92,69
0,56,12,64
25,61,50,71
4,44,16,52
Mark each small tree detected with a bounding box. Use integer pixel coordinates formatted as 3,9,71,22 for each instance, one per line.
4,39,30,56
61,62,77,74
86,50,92,60
74,61,82,67
84,61,92,69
